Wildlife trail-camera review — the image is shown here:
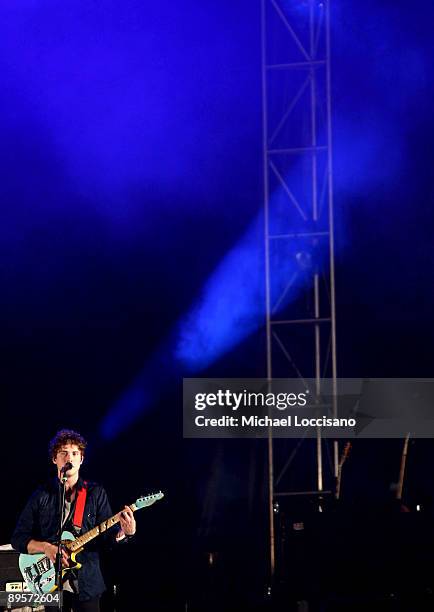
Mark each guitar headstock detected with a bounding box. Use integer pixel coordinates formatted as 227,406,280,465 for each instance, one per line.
133,491,164,510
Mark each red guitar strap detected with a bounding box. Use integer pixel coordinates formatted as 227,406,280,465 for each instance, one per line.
73,481,88,530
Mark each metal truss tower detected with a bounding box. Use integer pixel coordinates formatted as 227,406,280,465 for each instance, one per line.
260,0,338,577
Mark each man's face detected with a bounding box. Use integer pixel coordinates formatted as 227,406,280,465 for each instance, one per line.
52,443,83,479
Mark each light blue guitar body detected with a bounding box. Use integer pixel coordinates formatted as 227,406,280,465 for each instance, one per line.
19,530,76,595
18,491,164,595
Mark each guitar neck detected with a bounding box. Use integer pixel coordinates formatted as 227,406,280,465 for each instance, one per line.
67,503,138,552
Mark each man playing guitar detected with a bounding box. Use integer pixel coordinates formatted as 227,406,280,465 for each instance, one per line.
11,429,136,612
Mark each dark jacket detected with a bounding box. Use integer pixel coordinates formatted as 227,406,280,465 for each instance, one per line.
11,477,117,601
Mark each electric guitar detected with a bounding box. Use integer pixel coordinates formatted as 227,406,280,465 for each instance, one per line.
19,491,164,595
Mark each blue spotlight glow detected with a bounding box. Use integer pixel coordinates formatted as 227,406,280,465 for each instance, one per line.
99,170,330,439
100,378,151,441
174,218,265,371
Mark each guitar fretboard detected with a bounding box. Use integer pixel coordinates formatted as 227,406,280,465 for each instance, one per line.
66,503,138,552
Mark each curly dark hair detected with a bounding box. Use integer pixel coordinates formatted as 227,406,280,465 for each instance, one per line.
48,429,87,460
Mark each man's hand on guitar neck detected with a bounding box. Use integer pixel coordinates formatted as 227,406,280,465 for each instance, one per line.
118,505,136,539
27,539,70,567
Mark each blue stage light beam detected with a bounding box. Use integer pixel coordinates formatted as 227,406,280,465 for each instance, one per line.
174,214,320,371
99,349,175,441
174,216,265,372
99,176,330,439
